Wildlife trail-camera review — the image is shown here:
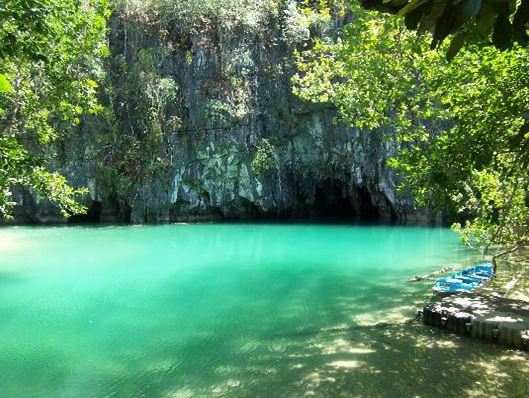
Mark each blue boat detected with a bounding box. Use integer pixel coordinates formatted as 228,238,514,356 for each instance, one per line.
432,262,494,295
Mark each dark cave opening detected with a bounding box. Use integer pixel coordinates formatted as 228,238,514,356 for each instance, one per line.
312,179,380,222
68,201,103,223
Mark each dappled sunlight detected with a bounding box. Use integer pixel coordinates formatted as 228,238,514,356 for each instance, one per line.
498,352,529,365
327,360,366,369
353,304,418,326
490,248,529,301
168,387,195,398
277,322,529,397
311,338,376,355
412,334,460,349
488,315,523,322
472,359,512,380
210,379,242,396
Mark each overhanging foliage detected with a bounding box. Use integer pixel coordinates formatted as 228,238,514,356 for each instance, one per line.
360,0,529,57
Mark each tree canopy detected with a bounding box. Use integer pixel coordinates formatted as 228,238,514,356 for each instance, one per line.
294,1,529,250
360,0,529,56
0,0,109,218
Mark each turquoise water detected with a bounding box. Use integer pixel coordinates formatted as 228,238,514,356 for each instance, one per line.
0,224,527,397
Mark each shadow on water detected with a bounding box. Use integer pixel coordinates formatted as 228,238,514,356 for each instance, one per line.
273,323,529,398
2,291,528,398
224,296,529,398
69,315,529,398
60,283,527,398
214,280,529,398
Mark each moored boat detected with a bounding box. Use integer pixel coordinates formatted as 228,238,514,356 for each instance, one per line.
432,262,494,295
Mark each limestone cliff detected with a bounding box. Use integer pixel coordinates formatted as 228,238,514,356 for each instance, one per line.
8,2,431,225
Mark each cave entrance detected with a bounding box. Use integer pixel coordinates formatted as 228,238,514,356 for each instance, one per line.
68,201,103,223
312,179,379,222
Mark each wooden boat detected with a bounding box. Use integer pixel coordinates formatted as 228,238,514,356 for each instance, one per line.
432,262,494,295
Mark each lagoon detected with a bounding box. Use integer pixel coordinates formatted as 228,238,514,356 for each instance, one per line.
0,224,527,397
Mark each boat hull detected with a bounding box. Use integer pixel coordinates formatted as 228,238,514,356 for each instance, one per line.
432,262,494,295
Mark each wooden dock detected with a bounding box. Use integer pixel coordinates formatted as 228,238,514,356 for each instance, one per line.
423,293,529,350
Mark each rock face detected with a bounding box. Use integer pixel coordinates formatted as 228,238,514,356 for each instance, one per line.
7,4,432,225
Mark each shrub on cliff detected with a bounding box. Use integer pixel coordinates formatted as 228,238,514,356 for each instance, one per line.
116,0,275,34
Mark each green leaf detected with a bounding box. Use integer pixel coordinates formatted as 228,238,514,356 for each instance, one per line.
512,0,529,45
397,0,429,17
460,0,482,21
446,32,466,60
447,0,482,36
508,122,529,148
0,74,13,93
492,4,513,50
475,3,497,38
405,6,426,29
418,0,447,33
431,7,455,48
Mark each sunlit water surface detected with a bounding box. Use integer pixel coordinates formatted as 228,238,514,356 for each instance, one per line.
0,224,527,397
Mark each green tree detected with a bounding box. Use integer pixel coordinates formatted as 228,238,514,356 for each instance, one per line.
251,138,278,176
0,0,110,218
360,0,529,55
294,2,529,252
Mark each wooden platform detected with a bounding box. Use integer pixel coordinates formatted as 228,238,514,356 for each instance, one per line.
423,293,529,350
